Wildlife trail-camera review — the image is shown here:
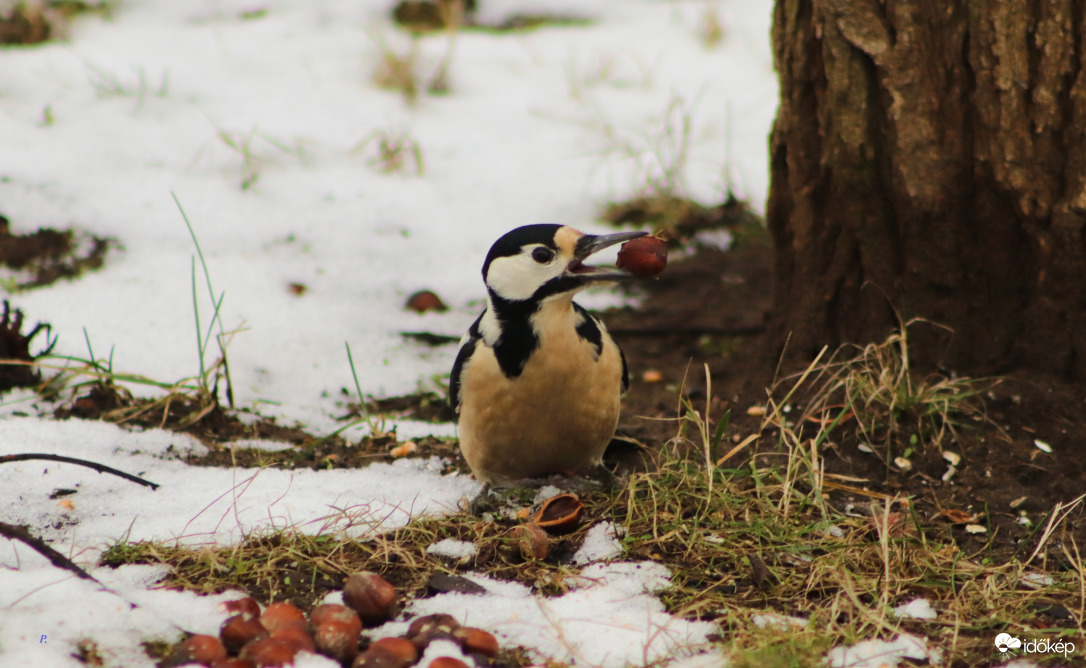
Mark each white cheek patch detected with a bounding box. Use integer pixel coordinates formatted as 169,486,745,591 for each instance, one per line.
479,306,502,345
486,250,565,301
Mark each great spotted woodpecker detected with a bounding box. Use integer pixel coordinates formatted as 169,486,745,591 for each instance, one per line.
449,224,648,483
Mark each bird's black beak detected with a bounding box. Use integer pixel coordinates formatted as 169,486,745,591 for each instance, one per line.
566,230,649,282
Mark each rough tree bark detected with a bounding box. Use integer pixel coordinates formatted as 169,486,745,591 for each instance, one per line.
767,0,1086,380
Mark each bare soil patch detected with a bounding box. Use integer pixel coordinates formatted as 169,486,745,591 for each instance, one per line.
0,214,114,289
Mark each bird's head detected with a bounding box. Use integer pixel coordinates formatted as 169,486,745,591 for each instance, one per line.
482,224,648,302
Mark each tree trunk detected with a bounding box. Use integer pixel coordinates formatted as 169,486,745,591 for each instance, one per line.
767,0,1086,380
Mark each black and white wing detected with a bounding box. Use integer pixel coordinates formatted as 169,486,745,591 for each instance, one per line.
448,313,483,420
572,303,629,393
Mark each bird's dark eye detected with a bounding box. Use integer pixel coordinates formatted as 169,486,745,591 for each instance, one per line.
531,247,554,264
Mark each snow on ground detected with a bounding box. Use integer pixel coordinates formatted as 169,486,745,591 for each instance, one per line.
1,0,782,665
0,0,777,431
0,417,480,554
891,597,937,621
364,562,720,667
825,634,941,668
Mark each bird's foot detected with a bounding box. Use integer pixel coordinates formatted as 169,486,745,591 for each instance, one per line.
465,481,543,516
580,463,622,491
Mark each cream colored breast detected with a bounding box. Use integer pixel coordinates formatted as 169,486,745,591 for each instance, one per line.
456,299,623,483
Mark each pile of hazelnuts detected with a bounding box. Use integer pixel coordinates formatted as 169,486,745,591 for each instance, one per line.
168,571,498,668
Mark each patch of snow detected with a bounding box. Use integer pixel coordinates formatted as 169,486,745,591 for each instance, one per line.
373,562,715,667
826,633,941,668
693,228,734,252
0,562,241,668
533,485,565,504
225,438,299,451
572,521,623,565
292,651,341,668
892,598,937,620
427,538,477,561
1021,572,1057,588
0,419,481,559
665,652,732,668
418,639,475,667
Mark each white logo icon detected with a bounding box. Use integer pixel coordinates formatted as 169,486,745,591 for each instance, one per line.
995,633,1022,653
